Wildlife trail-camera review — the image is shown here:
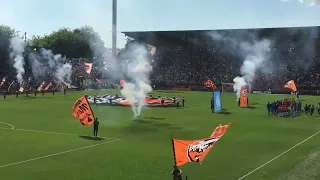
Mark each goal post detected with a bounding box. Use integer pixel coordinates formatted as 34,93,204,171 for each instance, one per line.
221,83,252,93
221,83,234,93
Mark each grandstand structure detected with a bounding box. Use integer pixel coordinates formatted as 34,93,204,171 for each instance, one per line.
122,26,320,47
122,26,320,95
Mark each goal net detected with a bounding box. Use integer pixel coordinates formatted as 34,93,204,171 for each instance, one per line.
221,83,252,93
221,83,234,93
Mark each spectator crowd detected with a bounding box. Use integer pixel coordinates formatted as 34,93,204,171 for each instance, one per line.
1,37,320,92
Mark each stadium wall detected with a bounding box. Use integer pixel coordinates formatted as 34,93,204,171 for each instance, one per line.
153,83,320,95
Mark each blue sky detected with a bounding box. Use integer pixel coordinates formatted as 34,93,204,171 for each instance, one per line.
0,0,319,48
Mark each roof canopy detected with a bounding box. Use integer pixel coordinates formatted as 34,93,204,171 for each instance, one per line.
122,26,320,47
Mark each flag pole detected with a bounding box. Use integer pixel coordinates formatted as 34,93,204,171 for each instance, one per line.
171,133,177,166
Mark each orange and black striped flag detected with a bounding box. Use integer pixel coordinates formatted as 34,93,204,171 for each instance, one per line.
204,80,216,89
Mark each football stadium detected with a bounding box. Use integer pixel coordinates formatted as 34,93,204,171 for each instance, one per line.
2,2,320,180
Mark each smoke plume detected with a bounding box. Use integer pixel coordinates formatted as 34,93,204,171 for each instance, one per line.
208,31,272,100
9,36,26,84
119,43,153,118
28,48,72,84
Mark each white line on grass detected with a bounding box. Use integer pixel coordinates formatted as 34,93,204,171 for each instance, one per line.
0,122,14,129
237,130,320,180
0,138,121,168
0,127,118,139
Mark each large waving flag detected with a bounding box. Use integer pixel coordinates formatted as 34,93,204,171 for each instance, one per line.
172,123,231,166
284,80,297,92
72,96,95,126
84,63,93,74
44,82,52,91
19,82,25,92
204,79,216,89
7,81,14,91
37,81,46,92
120,80,126,87
0,77,6,87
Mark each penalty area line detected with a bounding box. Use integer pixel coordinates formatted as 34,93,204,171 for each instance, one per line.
0,138,121,168
0,127,118,139
237,129,320,180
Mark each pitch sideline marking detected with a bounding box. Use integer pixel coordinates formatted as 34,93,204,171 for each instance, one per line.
0,127,118,139
237,129,320,180
0,138,121,168
0,122,14,129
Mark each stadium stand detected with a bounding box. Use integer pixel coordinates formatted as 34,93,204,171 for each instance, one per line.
123,27,320,94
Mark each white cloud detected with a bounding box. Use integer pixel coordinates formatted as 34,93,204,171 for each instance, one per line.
281,0,320,6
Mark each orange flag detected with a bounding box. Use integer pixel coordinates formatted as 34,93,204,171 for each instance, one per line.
204,80,216,89
84,63,93,74
120,80,126,87
284,80,297,92
240,88,248,107
72,96,95,126
172,123,231,166
37,81,46,92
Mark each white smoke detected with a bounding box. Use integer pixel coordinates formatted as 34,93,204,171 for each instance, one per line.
118,43,153,118
121,80,153,117
28,48,72,84
233,77,247,100
208,31,272,100
9,36,26,84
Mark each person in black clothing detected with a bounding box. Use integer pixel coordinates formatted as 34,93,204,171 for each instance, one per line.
267,102,271,115
34,90,37,97
211,97,214,113
42,90,45,96
3,90,6,99
182,97,185,107
296,91,299,99
63,87,66,95
16,91,19,98
52,89,55,95
25,90,29,97
310,105,315,116
304,104,309,116
171,165,182,180
93,118,100,137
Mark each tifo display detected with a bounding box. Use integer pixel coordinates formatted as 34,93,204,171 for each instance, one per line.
86,94,176,107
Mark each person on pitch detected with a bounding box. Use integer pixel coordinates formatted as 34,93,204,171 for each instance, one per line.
171,165,182,180
93,118,100,137
211,97,214,113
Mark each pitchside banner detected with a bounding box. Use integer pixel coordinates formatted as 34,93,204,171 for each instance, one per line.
213,91,222,112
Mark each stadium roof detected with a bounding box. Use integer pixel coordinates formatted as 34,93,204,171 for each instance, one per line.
122,26,320,47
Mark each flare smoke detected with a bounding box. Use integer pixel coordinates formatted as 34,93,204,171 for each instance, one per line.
119,43,153,118
208,31,272,100
28,48,72,84
9,37,26,84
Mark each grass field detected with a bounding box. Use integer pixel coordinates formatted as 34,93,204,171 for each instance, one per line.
1,90,320,180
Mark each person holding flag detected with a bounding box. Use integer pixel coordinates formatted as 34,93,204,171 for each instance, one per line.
171,165,183,180
93,118,100,137
204,79,216,90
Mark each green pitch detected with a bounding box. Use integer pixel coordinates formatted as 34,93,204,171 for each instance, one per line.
0,90,320,180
